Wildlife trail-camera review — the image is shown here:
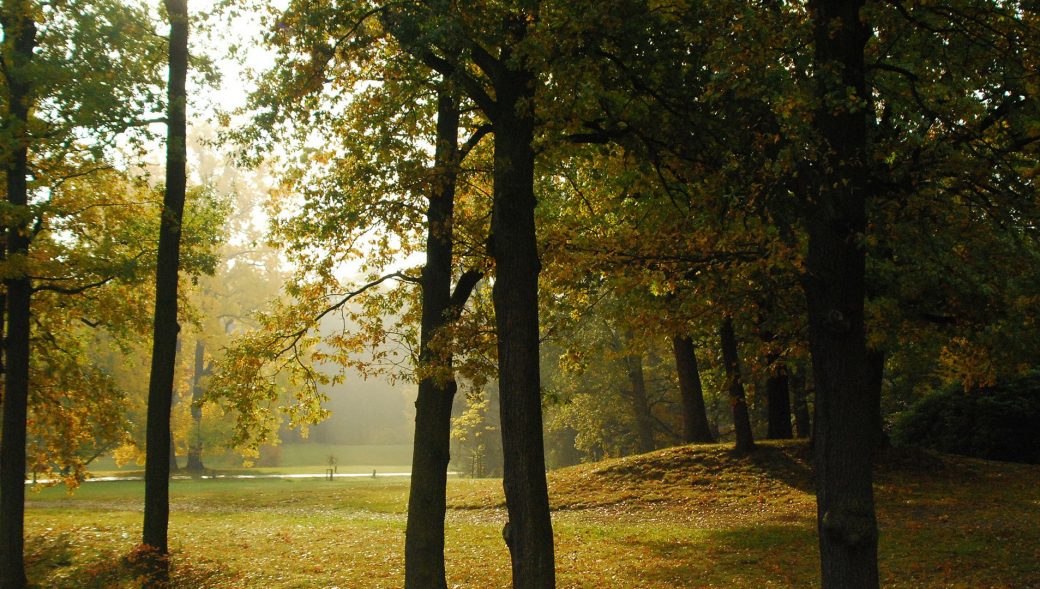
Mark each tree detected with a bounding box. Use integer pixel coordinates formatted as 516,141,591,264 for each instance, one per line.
386,4,557,584
671,335,714,444
803,0,878,585
719,316,755,452
141,0,189,582
0,0,164,583
0,3,38,583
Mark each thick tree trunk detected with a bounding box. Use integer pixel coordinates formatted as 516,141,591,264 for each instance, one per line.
622,352,656,454
491,56,556,589
672,335,714,443
0,5,36,586
404,88,465,589
806,0,879,586
142,0,188,583
719,317,755,452
790,363,812,439
186,339,206,473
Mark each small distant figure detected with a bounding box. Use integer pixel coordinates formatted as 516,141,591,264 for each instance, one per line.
372,469,377,478
326,455,337,481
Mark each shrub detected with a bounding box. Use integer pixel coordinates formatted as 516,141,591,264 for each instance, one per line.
892,371,1040,464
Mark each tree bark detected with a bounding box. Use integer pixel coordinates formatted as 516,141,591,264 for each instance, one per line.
622,352,656,454
806,0,879,585
490,48,556,589
186,339,206,473
0,3,36,585
142,0,188,583
404,87,475,589
672,335,714,443
790,363,812,439
719,317,755,452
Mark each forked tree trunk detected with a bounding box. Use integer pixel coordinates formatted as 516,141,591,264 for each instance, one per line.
719,317,755,452
491,50,555,589
672,335,714,443
806,0,879,585
0,4,36,586
142,0,188,584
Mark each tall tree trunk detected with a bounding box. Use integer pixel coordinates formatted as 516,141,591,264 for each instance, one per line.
622,352,655,454
186,339,206,473
404,87,475,589
790,363,812,439
672,335,714,443
142,0,188,583
719,317,755,452
806,0,879,585
0,3,36,586
491,51,555,589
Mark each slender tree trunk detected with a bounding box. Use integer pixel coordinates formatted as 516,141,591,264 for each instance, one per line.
867,349,888,450
672,335,714,443
141,0,188,583
491,52,555,589
404,87,468,589
766,362,793,440
719,317,755,452
622,352,655,454
0,4,36,586
806,0,879,585
790,363,812,439
186,339,205,473
168,436,179,472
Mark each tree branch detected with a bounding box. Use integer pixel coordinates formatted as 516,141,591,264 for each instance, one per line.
449,268,484,312
459,123,493,161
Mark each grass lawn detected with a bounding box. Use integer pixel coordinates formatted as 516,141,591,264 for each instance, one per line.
23,441,1040,588
87,444,414,477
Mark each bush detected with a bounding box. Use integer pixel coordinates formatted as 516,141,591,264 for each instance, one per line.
892,372,1040,464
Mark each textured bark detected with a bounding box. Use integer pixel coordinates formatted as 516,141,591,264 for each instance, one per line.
491,50,556,589
0,3,36,586
806,0,879,585
404,88,466,589
622,352,656,454
142,1,188,583
790,364,812,439
672,335,714,443
186,340,206,473
719,317,755,452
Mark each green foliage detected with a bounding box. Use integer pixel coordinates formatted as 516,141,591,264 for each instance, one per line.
892,372,1040,464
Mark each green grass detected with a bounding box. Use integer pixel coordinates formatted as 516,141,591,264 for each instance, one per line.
88,443,414,477
24,441,1040,588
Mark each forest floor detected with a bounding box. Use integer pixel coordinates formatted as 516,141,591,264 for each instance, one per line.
23,441,1040,588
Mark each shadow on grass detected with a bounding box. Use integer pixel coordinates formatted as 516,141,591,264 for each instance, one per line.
614,523,819,588
24,530,239,589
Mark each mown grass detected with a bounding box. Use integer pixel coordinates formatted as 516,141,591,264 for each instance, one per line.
88,443,414,477
24,441,1040,588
